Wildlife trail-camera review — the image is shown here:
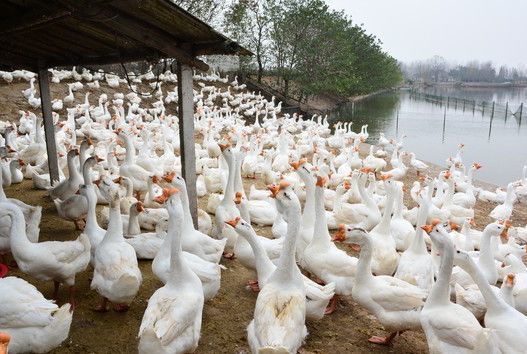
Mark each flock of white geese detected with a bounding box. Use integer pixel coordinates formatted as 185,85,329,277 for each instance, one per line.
0,67,526,354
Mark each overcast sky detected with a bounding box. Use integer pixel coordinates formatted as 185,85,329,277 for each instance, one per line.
326,0,527,67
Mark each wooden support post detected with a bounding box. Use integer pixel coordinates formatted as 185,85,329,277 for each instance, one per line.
472,100,475,115
519,103,523,125
505,102,508,120
491,101,495,118
38,67,59,185
177,61,198,228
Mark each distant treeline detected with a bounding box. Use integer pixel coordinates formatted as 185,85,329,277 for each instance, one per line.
402,56,527,84
175,0,403,99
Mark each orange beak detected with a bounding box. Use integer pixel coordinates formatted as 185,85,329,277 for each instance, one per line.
136,202,145,213
152,175,160,183
93,178,102,186
18,159,25,166
87,137,94,145
500,227,509,242
469,218,476,227
95,155,105,163
113,176,123,184
474,163,482,170
421,224,434,233
379,174,392,181
316,175,327,187
0,332,11,347
431,218,441,227
444,171,452,179
268,184,280,198
506,273,515,286
332,224,346,242
234,191,243,204
225,217,240,228
290,161,301,170
218,143,230,152
449,221,460,231
343,180,351,190
360,167,373,174
163,172,176,183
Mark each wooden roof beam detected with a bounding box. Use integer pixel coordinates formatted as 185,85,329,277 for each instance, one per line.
0,8,71,36
98,7,209,71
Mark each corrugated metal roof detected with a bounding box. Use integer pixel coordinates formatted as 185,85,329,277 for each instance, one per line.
0,0,251,71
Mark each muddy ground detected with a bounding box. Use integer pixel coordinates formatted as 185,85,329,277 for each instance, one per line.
2,78,527,353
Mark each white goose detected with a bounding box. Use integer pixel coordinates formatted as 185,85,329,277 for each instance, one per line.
138,190,204,354
300,176,357,314
0,277,72,354
247,182,307,353
91,178,142,312
334,226,427,345
3,202,90,310
420,222,498,353
453,249,527,354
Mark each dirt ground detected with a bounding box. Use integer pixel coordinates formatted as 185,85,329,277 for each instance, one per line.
2,77,527,354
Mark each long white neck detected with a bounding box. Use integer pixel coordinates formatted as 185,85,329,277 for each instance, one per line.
270,203,301,284
354,236,375,285
167,202,195,285
427,234,454,307
234,153,245,196
408,199,430,254
85,187,102,234
460,256,507,314
82,161,93,185
123,135,136,164
478,228,498,283
223,153,236,202
242,228,275,279
127,207,141,235
311,185,331,248
106,199,124,243
357,177,376,210
377,184,395,233
67,154,81,181
5,203,31,251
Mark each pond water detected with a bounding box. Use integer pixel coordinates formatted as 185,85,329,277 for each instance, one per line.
328,87,527,186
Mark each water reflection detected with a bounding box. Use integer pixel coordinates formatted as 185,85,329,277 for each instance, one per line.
328,89,527,186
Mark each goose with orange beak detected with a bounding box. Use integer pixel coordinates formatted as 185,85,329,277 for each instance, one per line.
246,176,308,353
333,224,427,345
225,212,334,316
139,187,205,354
213,144,240,259
162,173,226,264
229,194,283,271
452,248,527,353
333,172,381,230
420,221,498,354
300,175,357,315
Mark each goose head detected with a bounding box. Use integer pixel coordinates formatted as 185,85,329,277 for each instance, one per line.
224,216,253,238
452,248,474,268
421,219,451,251
332,224,368,245
486,221,510,243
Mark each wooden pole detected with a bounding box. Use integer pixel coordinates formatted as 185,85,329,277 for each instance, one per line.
38,67,59,185
505,101,508,121
177,61,198,228
491,101,495,118
519,103,523,125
